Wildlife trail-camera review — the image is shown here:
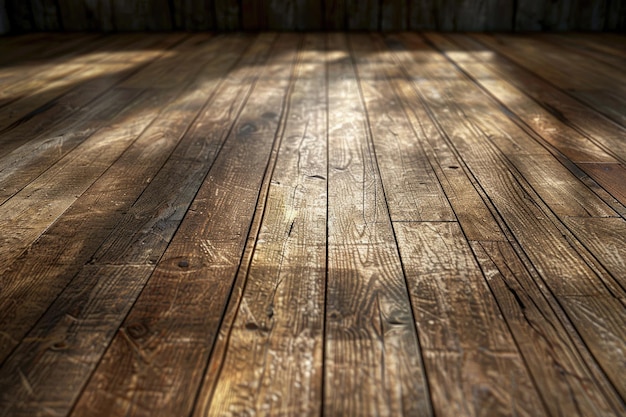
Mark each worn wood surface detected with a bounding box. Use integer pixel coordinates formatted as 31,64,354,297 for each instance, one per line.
3,0,625,32
0,33,625,417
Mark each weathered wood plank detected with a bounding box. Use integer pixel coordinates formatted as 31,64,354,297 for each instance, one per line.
200,33,326,416
350,33,455,222
324,32,431,417
0,36,257,417
472,240,626,417
395,222,545,417
390,32,626,400
69,33,298,417
473,33,626,128
417,33,617,219
563,217,626,288
378,36,503,241
514,0,573,30
577,163,626,207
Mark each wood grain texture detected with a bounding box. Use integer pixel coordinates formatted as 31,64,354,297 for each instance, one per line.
395,222,545,417
1,32,626,417
346,0,379,29
324,32,431,417
0,35,256,417
473,33,626,128
351,33,455,222
472,240,626,417
563,217,626,288
390,31,626,401
69,33,298,417
449,33,626,167
214,0,240,29
200,33,326,417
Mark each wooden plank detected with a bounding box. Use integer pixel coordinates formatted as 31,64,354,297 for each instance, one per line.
414,33,618,220
350,33,455,222
0,35,258,416
324,32,431,417
408,0,436,29
539,34,626,70
472,240,626,417
442,34,626,171
0,34,268,366
214,0,239,29
395,222,546,417
380,36,504,241
563,217,626,288
111,0,173,30
381,0,407,31
171,0,214,30
0,34,184,159
426,33,625,216
0,36,189,206
29,0,60,30
439,33,626,165
198,33,326,416
577,163,626,207
0,34,185,135
473,34,626,128
390,32,626,400
68,33,298,417
346,0,378,29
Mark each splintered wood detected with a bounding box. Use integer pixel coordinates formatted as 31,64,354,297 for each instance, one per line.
0,32,624,417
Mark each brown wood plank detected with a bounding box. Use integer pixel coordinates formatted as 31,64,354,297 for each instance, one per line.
350,33,455,222
0,34,186,136
29,0,60,30
323,32,431,417
473,33,626,128
198,33,326,416
0,34,258,377
324,0,345,29
395,222,546,417
68,33,299,417
409,33,618,220
0,35,188,198
472,240,626,417
389,32,626,401
241,0,269,29
563,217,626,288
539,33,626,71
577,163,626,208
514,0,573,30
0,33,262,406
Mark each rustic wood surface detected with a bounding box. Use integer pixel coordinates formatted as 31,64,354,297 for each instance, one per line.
0,32,625,417
2,0,625,33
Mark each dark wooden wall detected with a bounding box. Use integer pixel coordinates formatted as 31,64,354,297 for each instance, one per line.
1,0,625,33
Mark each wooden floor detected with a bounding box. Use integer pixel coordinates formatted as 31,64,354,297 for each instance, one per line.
0,31,625,417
